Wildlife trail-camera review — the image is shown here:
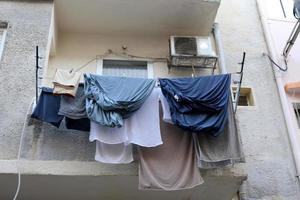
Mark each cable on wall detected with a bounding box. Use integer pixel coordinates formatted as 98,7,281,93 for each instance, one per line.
12,98,35,200
263,53,288,72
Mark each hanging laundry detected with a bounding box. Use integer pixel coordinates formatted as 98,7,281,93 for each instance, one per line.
31,87,64,127
161,88,245,168
89,88,162,164
65,117,90,132
89,88,162,147
58,84,87,119
84,74,155,127
53,69,81,97
159,74,231,136
138,106,203,191
159,91,173,124
193,97,245,168
95,142,133,164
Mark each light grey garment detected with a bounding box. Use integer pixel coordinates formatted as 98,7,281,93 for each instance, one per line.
193,98,245,168
58,85,87,119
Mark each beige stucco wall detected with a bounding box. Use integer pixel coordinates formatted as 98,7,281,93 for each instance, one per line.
44,32,217,87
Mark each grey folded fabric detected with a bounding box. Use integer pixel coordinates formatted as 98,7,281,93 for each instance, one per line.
84,74,155,127
58,85,87,119
138,107,203,191
193,98,245,168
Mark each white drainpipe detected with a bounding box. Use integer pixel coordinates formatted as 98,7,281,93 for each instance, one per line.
256,0,300,183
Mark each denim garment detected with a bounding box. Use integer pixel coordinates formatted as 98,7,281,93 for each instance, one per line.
31,87,64,127
84,74,155,127
159,74,231,136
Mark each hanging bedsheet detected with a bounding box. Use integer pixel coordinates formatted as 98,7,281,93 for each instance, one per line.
84,74,155,127
89,88,162,164
159,74,231,136
138,105,203,191
31,87,64,127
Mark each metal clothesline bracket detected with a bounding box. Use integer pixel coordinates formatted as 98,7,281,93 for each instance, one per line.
35,46,43,105
234,52,246,113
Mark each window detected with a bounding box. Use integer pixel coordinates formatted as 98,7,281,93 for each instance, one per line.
97,59,153,78
293,103,300,128
232,87,255,106
0,21,8,61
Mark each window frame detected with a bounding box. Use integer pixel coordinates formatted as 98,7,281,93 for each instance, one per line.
231,87,255,107
96,58,154,78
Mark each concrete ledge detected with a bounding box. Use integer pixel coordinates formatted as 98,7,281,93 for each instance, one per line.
0,159,247,200
0,159,246,178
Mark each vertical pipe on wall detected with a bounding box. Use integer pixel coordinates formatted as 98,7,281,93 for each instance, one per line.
256,0,300,186
213,23,227,74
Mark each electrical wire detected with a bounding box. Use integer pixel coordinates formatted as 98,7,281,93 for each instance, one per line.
69,49,168,73
264,53,288,72
12,98,35,200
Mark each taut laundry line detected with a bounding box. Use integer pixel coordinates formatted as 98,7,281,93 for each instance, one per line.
69,49,168,73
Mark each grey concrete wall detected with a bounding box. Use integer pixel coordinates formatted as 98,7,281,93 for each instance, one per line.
0,1,53,159
216,0,300,199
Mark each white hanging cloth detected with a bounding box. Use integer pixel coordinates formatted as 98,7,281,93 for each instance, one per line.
90,87,162,164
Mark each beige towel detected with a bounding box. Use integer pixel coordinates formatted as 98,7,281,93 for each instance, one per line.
138,107,203,191
53,69,81,97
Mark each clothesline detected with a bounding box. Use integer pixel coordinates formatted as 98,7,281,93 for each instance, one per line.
31,73,245,191
70,49,168,73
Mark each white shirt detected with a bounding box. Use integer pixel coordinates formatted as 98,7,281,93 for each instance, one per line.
90,87,163,164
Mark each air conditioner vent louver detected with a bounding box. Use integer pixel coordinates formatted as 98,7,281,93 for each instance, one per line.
174,37,197,55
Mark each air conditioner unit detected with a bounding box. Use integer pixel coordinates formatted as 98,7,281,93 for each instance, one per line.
170,36,216,57
169,36,217,69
